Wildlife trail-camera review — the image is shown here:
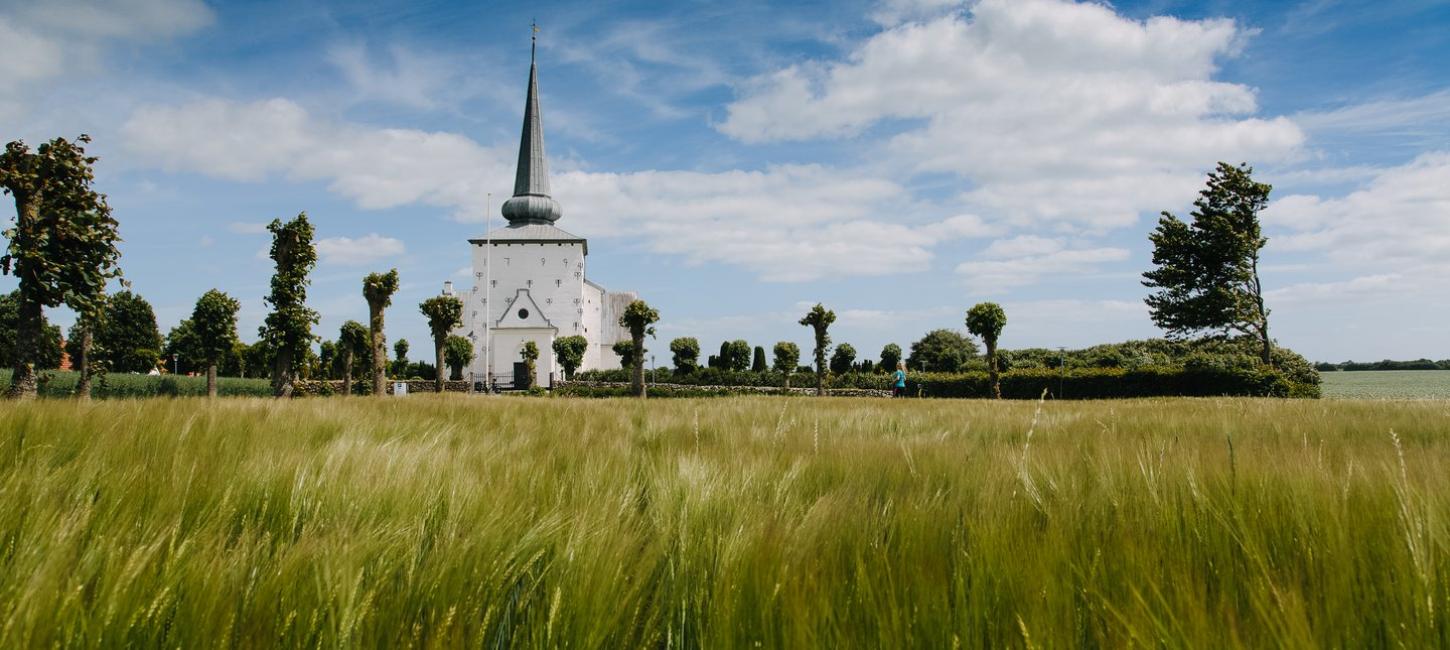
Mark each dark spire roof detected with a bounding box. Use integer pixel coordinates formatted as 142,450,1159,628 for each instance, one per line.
501,27,563,226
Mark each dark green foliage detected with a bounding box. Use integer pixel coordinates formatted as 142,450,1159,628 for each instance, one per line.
390,339,409,377
191,289,240,396
0,369,272,397
319,341,337,379
857,366,1319,399
1144,162,1273,363
618,299,659,398
162,319,201,374
419,294,463,393
772,341,800,388
1,135,123,398
1318,359,1450,371
668,337,700,373
829,343,856,375
444,335,474,381
752,346,768,372
520,341,539,389
553,335,589,380
259,214,319,397
878,343,902,373
337,320,369,385
612,340,637,368
720,340,751,372
799,303,835,395
907,329,979,373
0,291,62,370
95,290,162,374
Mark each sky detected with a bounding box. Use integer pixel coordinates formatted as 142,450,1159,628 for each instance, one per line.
2,0,1448,364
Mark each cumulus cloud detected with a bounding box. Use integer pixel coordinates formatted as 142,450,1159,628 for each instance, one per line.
316,234,406,266
121,98,992,282
956,242,1129,292
720,0,1304,230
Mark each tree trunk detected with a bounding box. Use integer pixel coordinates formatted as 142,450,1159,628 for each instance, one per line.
74,324,93,400
814,330,826,397
206,363,218,398
784,373,791,389
370,307,386,396
631,333,646,398
434,338,445,393
342,349,355,395
987,340,1001,399
4,293,43,400
1251,256,1272,366
271,346,294,398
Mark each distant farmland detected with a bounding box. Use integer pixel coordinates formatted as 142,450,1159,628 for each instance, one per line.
1320,370,1450,399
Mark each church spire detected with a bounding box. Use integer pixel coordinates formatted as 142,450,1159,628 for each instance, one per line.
501,22,563,226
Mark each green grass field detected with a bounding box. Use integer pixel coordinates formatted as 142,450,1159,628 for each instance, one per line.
2,396,1447,647
1321,370,1450,399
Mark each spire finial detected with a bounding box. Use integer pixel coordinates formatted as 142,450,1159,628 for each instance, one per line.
531,20,538,62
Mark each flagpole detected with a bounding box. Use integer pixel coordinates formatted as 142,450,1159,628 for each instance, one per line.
484,191,492,392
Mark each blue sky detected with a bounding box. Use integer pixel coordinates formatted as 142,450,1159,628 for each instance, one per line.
3,0,1448,364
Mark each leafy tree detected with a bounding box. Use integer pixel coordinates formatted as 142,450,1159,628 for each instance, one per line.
772,341,800,388
319,340,337,380
613,340,637,368
1144,162,1274,364
96,290,163,374
553,335,589,380
391,339,410,377
520,341,539,388
1,136,123,398
0,291,63,371
337,320,369,394
191,289,240,397
752,346,768,372
798,303,835,396
879,343,903,374
419,294,463,393
163,319,201,375
723,340,751,372
715,341,730,369
966,302,1008,399
669,337,700,373
242,340,275,381
362,269,399,396
618,300,659,398
829,343,857,375
907,329,979,373
259,214,319,397
444,335,474,381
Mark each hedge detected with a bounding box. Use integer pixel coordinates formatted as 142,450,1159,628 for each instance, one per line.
554,381,890,399
0,370,273,398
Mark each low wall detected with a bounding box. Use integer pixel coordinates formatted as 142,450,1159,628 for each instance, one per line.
556,380,891,398
291,379,473,396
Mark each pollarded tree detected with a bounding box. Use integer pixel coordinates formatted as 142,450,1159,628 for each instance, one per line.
362,269,399,396
97,290,163,374
879,343,903,374
725,340,751,372
829,343,857,376
520,341,540,388
191,289,240,398
259,214,319,398
752,345,768,373
419,294,463,393
618,299,659,398
337,320,369,394
1,136,123,399
553,335,589,380
966,302,1008,399
1144,162,1274,364
444,335,475,381
798,303,835,396
773,341,800,388
669,337,700,373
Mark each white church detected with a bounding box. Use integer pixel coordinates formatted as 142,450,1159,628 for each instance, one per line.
446,43,636,388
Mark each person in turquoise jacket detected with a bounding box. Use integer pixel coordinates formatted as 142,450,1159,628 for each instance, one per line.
892,362,907,398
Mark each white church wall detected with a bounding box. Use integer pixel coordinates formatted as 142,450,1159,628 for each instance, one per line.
488,328,555,387
465,240,586,380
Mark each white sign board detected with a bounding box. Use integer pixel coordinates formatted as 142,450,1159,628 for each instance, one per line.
393,382,408,396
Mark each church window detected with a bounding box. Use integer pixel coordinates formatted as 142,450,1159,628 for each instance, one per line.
546,298,552,304
574,298,580,304
555,279,561,287
491,280,497,288
573,272,580,278
527,279,533,287
503,258,510,265
518,308,530,319
540,257,546,266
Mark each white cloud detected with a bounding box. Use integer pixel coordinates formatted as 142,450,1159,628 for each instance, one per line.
1264,151,1450,266
870,0,964,27
980,235,1064,259
122,98,995,282
316,234,406,266
956,244,1130,292
226,221,269,235
1295,90,1450,143
326,41,468,111
1266,274,1405,304
720,0,1304,230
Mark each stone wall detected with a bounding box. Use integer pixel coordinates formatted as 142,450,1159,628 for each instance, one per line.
291,379,473,396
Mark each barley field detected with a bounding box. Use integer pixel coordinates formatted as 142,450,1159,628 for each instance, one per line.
1,396,1447,648
1320,369,1450,399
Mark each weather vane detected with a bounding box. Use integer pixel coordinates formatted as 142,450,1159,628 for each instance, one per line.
531,20,539,59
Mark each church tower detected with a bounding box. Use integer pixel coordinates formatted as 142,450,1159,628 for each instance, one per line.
456,33,635,388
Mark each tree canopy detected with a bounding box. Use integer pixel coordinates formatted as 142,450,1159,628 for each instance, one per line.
798,303,836,395
619,300,659,397
362,269,400,395
419,294,463,392
907,329,980,373
669,337,700,373
879,343,903,373
553,335,589,380
966,302,1008,399
259,214,319,397
96,290,162,374
829,343,857,375
444,335,474,380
